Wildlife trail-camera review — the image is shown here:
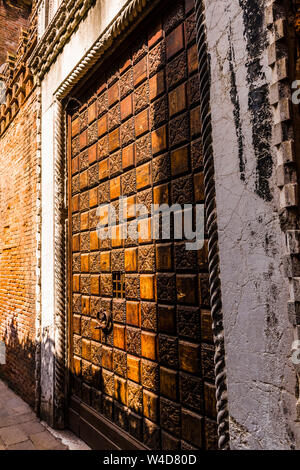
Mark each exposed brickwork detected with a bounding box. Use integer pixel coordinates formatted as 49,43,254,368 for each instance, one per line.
0,0,31,66
0,2,36,137
0,0,37,409
0,81,37,407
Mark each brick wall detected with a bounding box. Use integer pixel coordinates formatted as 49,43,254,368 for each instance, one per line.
0,0,31,66
0,89,37,407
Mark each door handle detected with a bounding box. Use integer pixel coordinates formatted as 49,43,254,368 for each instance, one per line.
177,291,186,300
94,309,112,333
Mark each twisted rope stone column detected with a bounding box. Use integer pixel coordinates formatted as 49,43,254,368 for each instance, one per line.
53,98,67,428
194,0,230,450
34,81,42,418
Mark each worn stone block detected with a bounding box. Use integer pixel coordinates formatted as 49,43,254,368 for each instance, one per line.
187,43,198,74
143,390,158,423
108,131,120,158
98,115,108,138
166,23,184,59
179,341,201,374
141,331,157,360
153,183,169,206
171,145,189,177
160,367,178,401
140,274,155,300
126,301,140,327
133,57,147,86
135,109,149,137
88,101,97,124
190,105,201,138
182,408,203,447
108,82,119,107
127,355,141,383
136,162,152,190
176,274,197,305
110,176,121,200
114,324,126,350
149,70,165,101
122,143,135,170
114,376,127,405
152,125,167,155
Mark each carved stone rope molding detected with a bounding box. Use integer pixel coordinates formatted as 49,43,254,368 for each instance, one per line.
194,0,230,450
53,98,67,428
34,81,42,418
55,0,161,100
30,0,97,79
30,0,163,83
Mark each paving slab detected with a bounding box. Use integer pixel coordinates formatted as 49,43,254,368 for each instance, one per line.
0,412,36,428
8,440,36,451
30,430,66,450
41,422,91,451
20,420,45,436
0,379,89,450
52,442,68,450
0,424,28,446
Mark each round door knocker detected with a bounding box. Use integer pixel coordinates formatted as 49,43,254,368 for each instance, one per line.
94,309,112,334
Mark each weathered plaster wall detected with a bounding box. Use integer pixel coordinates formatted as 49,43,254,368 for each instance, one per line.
40,101,55,422
40,0,128,423
41,0,127,109
204,0,300,449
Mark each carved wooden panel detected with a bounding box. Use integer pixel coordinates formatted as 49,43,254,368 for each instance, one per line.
69,0,217,450
141,302,157,331
135,134,152,165
134,82,149,113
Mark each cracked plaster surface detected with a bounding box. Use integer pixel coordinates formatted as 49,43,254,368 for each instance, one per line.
204,0,300,449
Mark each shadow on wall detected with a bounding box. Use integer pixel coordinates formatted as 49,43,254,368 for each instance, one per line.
0,316,36,409
0,314,66,432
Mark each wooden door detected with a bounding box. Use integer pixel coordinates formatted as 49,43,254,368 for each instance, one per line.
67,0,218,450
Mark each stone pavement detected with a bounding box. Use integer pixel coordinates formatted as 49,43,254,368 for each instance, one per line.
0,379,89,450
